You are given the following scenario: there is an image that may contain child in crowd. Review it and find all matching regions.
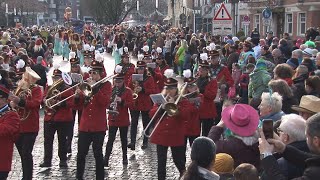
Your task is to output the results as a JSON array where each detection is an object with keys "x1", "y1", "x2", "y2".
[
  {"x1": 239, "y1": 63, "x2": 255, "y2": 104},
  {"x1": 232, "y1": 63, "x2": 242, "y2": 94},
  {"x1": 44, "y1": 43, "x2": 54, "y2": 67}
]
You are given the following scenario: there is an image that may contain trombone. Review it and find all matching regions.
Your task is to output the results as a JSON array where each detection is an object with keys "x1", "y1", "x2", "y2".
[
  {"x1": 143, "y1": 82, "x2": 188, "y2": 138},
  {"x1": 46, "y1": 74, "x2": 117, "y2": 109}
]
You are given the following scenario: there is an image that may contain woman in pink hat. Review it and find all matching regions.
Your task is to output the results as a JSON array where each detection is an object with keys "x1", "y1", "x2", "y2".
[{"x1": 208, "y1": 104, "x2": 260, "y2": 170}]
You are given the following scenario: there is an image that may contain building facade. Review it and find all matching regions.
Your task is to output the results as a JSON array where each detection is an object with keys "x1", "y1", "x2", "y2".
[{"x1": 243, "y1": 0, "x2": 320, "y2": 39}]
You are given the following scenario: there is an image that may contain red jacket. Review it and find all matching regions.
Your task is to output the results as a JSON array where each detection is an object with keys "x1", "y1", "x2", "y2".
[
  {"x1": 212, "y1": 65, "x2": 234, "y2": 87},
  {"x1": 108, "y1": 87, "x2": 134, "y2": 127},
  {"x1": 149, "y1": 99, "x2": 190, "y2": 147},
  {"x1": 0, "y1": 108, "x2": 20, "y2": 171},
  {"x1": 199, "y1": 79, "x2": 218, "y2": 119},
  {"x1": 44, "y1": 85, "x2": 75, "y2": 122},
  {"x1": 129, "y1": 75, "x2": 155, "y2": 111},
  {"x1": 78, "y1": 81, "x2": 112, "y2": 132},
  {"x1": 183, "y1": 94, "x2": 203, "y2": 136},
  {"x1": 18, "y1": 85, "x2": 43, "y2": 133},
  {"x1": 154, "y1": 65, "x2": 169, "y2": 93},
  {"x1": 116, "y1": 63, "x2": 135, "y2": 87}
]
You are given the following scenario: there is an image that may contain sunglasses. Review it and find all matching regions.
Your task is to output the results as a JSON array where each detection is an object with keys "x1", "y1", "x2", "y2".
[{"x1": 89, "y1": 70, "x2": 99, "y2": 75}]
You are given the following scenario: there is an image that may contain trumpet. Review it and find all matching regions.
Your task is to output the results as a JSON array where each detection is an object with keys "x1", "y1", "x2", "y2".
[
  {"x1": 144, "y1": 82, "x2": 188, "y2": 138},
  {"x1": 46, "y1": 74, "x2": 117, "y2": 109}
]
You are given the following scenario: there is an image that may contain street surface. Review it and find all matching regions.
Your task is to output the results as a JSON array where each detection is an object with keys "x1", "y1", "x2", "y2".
[{"x1": 8, "y1": 53, "x2": 190, "y2": 180}]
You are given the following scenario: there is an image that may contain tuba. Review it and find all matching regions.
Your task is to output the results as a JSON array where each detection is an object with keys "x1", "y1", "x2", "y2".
[{"x1": 14, "y1": 86, "x2": 32, "y2": 121}]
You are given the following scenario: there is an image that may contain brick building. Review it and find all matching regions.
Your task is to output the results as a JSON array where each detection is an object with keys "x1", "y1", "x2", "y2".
[{"x1": 242, "y1": 0, "x2": 320, "y2": 39}]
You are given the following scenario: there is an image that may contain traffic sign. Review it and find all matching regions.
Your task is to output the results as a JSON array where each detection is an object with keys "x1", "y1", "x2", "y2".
[
  {"x1": 242, "y1": 15, "x2": 250, "y2": 26},
  {"x1": 262, "y1": 18, "x2": 272, "y2": 26},
  {"x1": 213, "y1": 3, "x2": 232, "y2": 21},
  {"x1": 212, "y1": 3, "x2": 232, "y2": 35},
  {"x1": 262, "y1": 8, "x2": 272, "y2": 19}
]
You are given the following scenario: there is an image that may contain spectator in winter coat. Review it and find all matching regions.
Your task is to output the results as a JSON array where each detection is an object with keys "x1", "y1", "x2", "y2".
[
  {"x1": 268, "y1": 79, "x2": 299, "y2": 114},
  {"x1": 248, "y1": 59, "x2": 271, "y2": 108},
  {"x1": 208, "y1": 104, "x2": 261, "y2": 170},
  {"x1": 258, "y1": 92, "x2": 285, "y2": 122},
  {"x1": 259, "y1": 113, "x2": 320, "y2": 180}
]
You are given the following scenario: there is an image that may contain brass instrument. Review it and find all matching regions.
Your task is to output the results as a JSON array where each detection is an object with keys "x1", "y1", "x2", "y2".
[
  {"x1": 132, "y1": 80, "x2": 140, "y2": 100},
  {"x1": 144, "y1": 82, "x2": 188, "y2": 138},
  {"x1": 44, "y1": 78, "x2": 64, "y2": 109},
  {"x1": 47, "y1": 74, "x2": 117, "y2": 109},
  {"x1": 14, "y1": 86, "x2": 32, "y2": 121}
]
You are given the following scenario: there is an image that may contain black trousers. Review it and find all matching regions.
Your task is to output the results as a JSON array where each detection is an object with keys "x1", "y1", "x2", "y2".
[
  {"x1": 105, "y1": 126, "x2": 128, "y2": 158},
  {"x1": 200, "y1": 118, "x2": 215, "y2": 137},
  {"x1": 0, "y1": 172, "x2": 8, "y2": 180},
  {"x1": 130, "y1": 110, "x2": 150, "y2": 145},
  {"x1": 43, "y1": 121, "x2": 71, "y2": 162},
  {"x1": 77, "y1": 131, "x2": 105, "y2": 180},
  {"x1": 66, "y1": 110, "x2": 82, "y2": 153},
  {"x1": 15, "y1": 132, "x2": 38, "y2": 180},
  {"x1": 156, "y1": 145, "x2": 186, "y2": 180}
]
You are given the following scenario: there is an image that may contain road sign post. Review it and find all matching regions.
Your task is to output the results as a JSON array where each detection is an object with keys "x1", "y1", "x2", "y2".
[{"x1": 212, "y1": 3, "x2": 233, "y2": 35}]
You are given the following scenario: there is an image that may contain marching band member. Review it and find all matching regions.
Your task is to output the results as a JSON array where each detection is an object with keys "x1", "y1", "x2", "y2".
[
  {"x1": 155, "y1": 47, "x2": 169, "y2": 92},
  {"x1": 128, "y1": 60, "x2": 155, "y2": 150},
  {"x1": 149, "y1": 69, "x2": 189, "y2": 180},
  {"x1": 10, "y1": 67, "x2": 42, "y2": 180},
  {"x1": 116, "y1": 47, "x2": 135, "y2": 86},
  {"x1": 67, "y1": 52, "x2": 84, "y2": 155},
  {"x1": 0, "y1": 76, "x2": 20, "y2": 180},
  {"x1": 75, "y1": 56, "x2": 112, "y2": 180},
  {"x1": 142, "y1": 46, "x2": 163, "y2": 93},
  {"x1": 182, "y1": 69, "x2": 202, "y2": 146},
  {"x1": 196, "y1": 60, "x2": 218, "y2": 136},
  {"x1": 209, "y1": 49, "x2": 234, "y2": 121},
  {"x1": 40, "y1": 65, "x2": 75, "y2": 168},
  {"x1": 104, "y1": 66, "x2": 134, "y2": 167}
]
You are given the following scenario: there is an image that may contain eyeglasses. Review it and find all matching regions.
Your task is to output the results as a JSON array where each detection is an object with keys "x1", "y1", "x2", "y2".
[
  {"x1": 276, "y1": 128, "x2": 284, "y2": 134},
  {"x1": 89, "y1": 70, "x2": 99, "y2": 75}
]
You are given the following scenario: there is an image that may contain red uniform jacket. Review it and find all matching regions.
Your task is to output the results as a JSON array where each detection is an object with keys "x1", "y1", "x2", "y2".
[
  {"x1": 128, "y1": 75, "x2": 155, "y2": 111},
  {"x1": 116, "y1": 63, "x2": 135, "y2": 87},
  {"x1": 18, "y1": 85, "x2": 43, "y2": 133},
  {"x1": 198, "y1": 79, "x2": 218, "y2": 119},
  {"x1": 149, "y1": 99, "x2": 190, "y2": 147},
  {"x1": 77, "y1": 81, "x2": 112, "y2": 132},
  {"x1": 108, "y1": 87, "x2": 134, "y2": 127},
  {"x1": 0, "y1": 108, "x2": 20, "y2": 171},
  {"x1": 43, "y1": 85, "x2": 75, "y2": 122},
  {"x1": 183, "y1": 94, "x2": 203, "y2": 136},
  {"x1": 212, "y1": 65, "x2": 234, "y2": 87},
  {"x1": 153, "y1": 65, "x2": 169, "y2": 93}
]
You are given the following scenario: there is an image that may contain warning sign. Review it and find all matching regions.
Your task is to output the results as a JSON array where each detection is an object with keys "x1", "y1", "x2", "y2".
[{"x1": 212, "y1": 3, "x2": 233, "y2": 35}]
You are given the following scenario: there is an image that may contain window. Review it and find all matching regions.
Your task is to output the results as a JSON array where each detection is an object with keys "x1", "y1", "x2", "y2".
[
  {"x1": 286, "y1": 14, "x2": 293, "y2": 34},
  {"x1": 298, "y1": 13, "x2": 306, "y2": 35},
  {"x1": 254, "y1": 14, "x2": 260, "y2": 32}
]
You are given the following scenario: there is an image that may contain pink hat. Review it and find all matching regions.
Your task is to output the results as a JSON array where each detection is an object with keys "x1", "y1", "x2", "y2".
[{"x1": 221, "y1": 104, "x2": 259, "y2": 137}]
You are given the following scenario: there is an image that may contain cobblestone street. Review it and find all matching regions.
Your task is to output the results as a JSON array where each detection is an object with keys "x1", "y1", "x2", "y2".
[{"x1": 8, "y1": 54, "x2": 190, "y2": 180}]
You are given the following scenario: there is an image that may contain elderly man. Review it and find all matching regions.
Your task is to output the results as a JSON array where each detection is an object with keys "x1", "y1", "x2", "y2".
[
  {"x1": 292, "y1": 95, "x2": 320, "y2": 120},
  {"x1": 259, "y1": 92, "x2": 285, "y2": 122},
  {"x1": 272, "y1": 49, "x2": 287, "y2": 64},
  {"x1": 276, "y1": 114, "x2": 309, "y2": 179},
  {"x1": 287, "y1": 49, "x2": 303, "y2": 69},
  {"x1": 259, "y1": 113, "x2": 320, "y2": 179}
]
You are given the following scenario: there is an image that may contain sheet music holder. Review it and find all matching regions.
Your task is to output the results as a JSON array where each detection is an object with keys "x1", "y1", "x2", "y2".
[
  {"x1": 150, "y1": 93, "x2": 167, "y2": 105},
  {"x1": 132, "y1": 74, "x2": 144, "y2": 81}
]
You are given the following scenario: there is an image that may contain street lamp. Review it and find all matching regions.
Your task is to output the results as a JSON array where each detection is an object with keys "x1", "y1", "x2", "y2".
[{"x1": 5, "y1": 3, "x2": 8, "y2": 27}]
